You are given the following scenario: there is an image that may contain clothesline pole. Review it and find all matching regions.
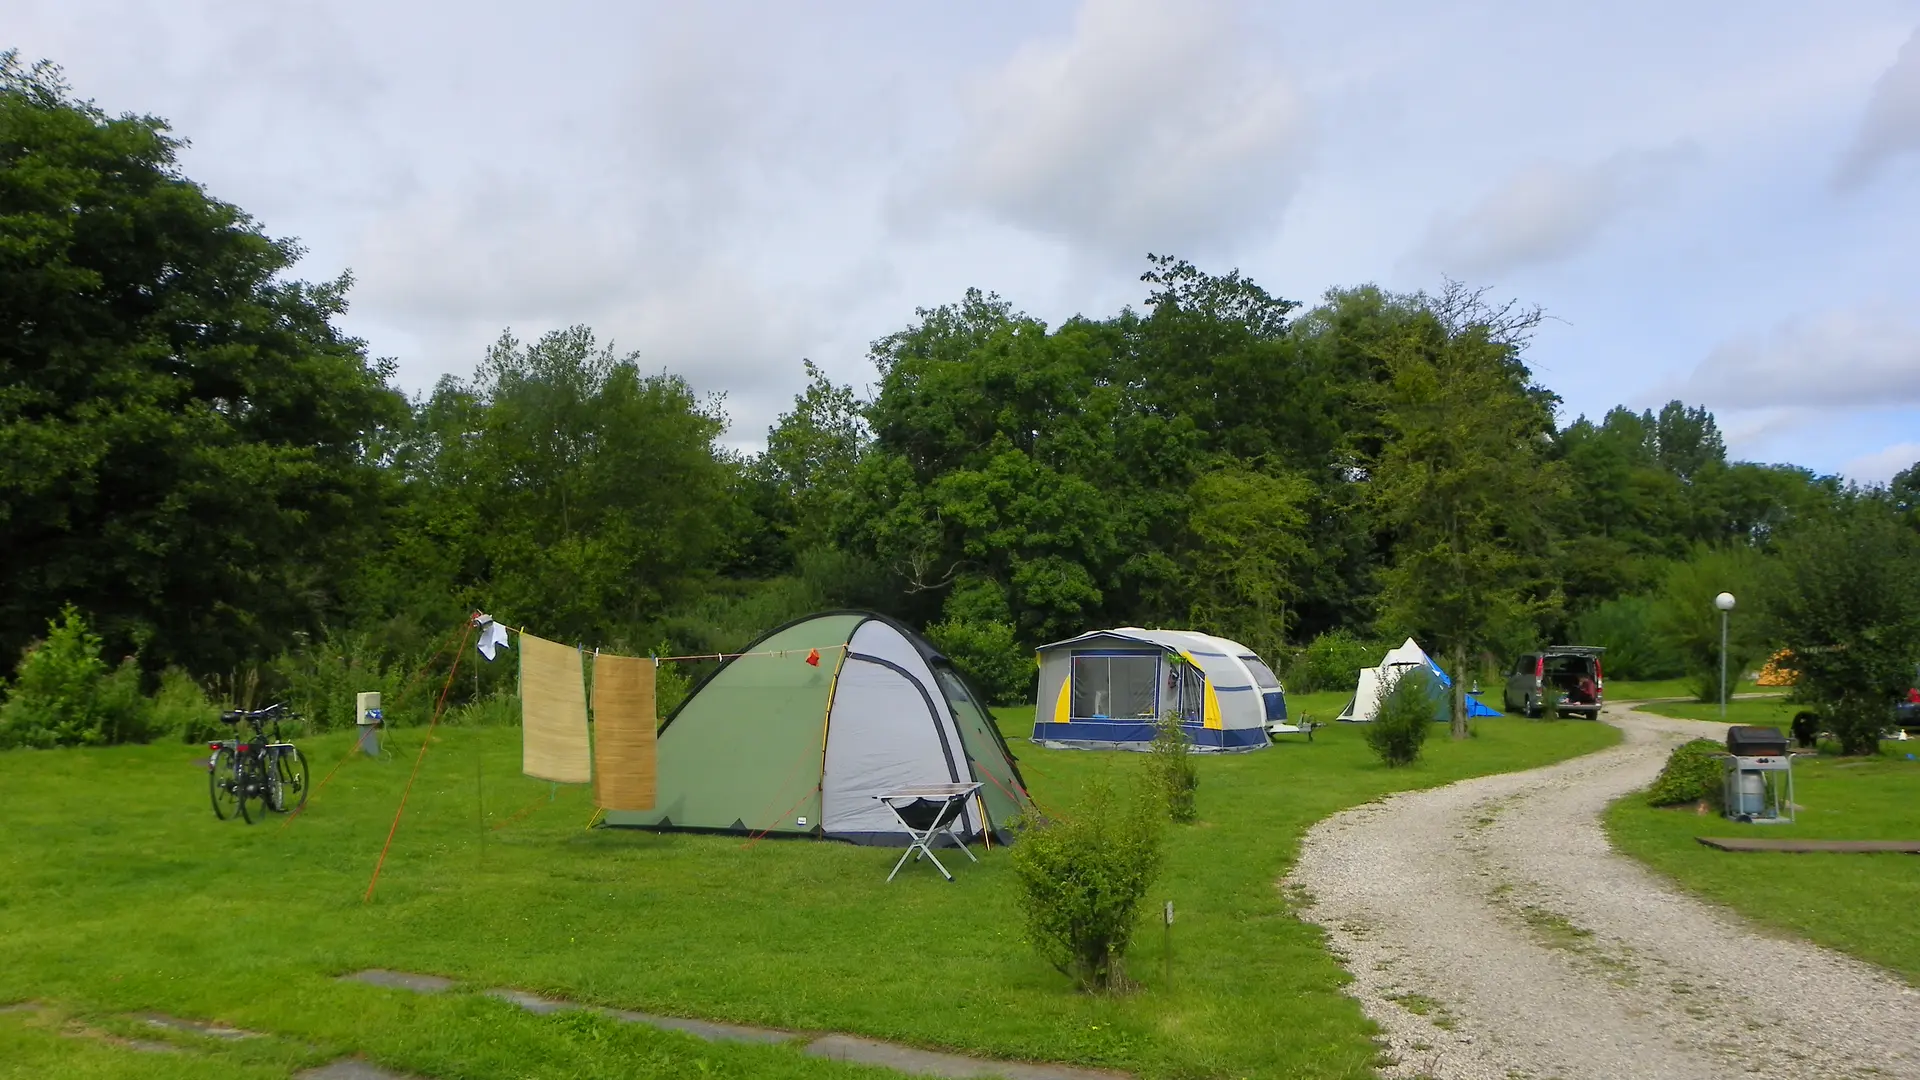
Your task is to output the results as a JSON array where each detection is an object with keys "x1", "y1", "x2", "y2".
[
  {"x1": 476, "y1": 740, "x2": 486, "y2": 871},
  {"x1": 364, "y1": 622, "x2": 474, "y2": 905}
]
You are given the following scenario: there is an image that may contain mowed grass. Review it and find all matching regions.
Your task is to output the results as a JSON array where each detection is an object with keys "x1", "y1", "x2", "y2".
[
  {"x1": 0, "y1": 709, "x2": 1617, "y2": 1080},
  {"x1": 1608, "y1": 743, "x2": 1920, "y2": 984},
  {"x1": 1605, "y1": 677, "x2": 1761, "y2": 703},
  {"x1": 1632, "y1": 695, "x2": 1798, "y2": 727}
]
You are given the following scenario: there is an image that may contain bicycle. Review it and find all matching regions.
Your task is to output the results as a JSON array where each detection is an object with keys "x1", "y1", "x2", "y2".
[{"x1": 206, "y1": 704, "x2": 309, "y2": 824}]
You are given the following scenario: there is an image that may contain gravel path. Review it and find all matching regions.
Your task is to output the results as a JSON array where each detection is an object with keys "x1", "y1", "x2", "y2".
[{"x1": 1290, "y1": 704, "x2": 1920, "y2": 1080}]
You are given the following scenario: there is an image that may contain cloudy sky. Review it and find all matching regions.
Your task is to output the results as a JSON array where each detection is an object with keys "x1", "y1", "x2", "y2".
[{"x1": 14, "y1": 1, "x2": 1920, "y2": 481}]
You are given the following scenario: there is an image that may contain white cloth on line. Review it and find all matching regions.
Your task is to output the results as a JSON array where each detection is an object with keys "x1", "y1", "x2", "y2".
[{"x1": 476, "y1": 619, "x2": 511, "y2": 661}]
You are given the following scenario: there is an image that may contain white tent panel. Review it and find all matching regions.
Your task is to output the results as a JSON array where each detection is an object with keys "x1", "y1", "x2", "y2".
[{"x1": 821, "y1": 622, "x2": 975, "y2": 839}]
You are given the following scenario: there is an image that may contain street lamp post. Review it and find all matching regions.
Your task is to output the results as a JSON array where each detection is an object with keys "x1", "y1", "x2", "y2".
[{"x1": 1716, "y1": 592, "x2": 1737, "y2": 723}]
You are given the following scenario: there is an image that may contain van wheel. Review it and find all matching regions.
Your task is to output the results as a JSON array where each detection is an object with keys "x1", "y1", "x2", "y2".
[{"x1": 1525, "y1": 696, "x2": 1540, "y2": 719}]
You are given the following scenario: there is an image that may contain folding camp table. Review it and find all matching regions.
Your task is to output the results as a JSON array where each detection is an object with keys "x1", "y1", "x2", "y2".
[{"x1": 874, "y1": 782, "x2": 982, "y2": 882}]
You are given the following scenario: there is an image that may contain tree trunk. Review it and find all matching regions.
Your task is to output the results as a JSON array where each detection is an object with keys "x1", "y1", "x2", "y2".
[{"x1": 1450, "y1": 644, "x2": 1469, "y2": 740}]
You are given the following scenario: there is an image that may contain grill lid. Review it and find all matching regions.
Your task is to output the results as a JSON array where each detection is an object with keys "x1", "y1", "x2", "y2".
[{"x1": 1726, "y1": 725, "x2": 1788, "y2": 756}]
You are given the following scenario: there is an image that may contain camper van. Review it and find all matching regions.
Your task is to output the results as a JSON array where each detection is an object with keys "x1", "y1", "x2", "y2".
[{"x1": 1505, "y1": 646, "x2": 1605, "y2": 718}]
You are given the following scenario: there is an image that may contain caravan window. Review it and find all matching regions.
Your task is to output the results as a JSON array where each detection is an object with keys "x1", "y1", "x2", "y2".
[
  {"x1": 1070, "y1": 654, "x2": 1159, "y2": 719},
  {"x1": 1240, "y1": 656, "x2": 1282, "y2": 688},
  {"x1": 1168, "y1": 661, "x2": 1203, "y2": 722}
]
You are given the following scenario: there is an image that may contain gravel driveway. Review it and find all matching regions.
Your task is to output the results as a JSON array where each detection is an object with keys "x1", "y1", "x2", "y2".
[{"x1": 1289, "y1": 704, "x2": 1920, "y2": 1080}]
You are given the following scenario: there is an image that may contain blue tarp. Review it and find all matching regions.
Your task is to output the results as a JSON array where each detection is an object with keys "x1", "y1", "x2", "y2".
[{"x1": 1420, "y1": 655, "x2": 1503, "y2": 717}]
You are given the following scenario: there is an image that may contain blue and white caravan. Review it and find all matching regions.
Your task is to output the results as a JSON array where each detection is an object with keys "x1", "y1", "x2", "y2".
[{"x1": 1031, "y1": 628, "x2": 1283, "y2": 752}]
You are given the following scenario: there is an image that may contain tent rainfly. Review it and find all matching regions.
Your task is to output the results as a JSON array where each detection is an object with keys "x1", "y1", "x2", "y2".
[
  {"x1": 1030, "y1": 628, "x2": 1283, "y2": 752},
  {"x1": 1336, "y1": 638, "x2": 1502, "y2": 722},
  {"x1": 602, "y1": 611, "x2": 1032, "y2": 846}
]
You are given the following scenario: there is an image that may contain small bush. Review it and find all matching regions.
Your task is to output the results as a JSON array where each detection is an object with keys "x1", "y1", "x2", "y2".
[
  {"x1": 924, "y1": 617, "x2": 1031, "y2": 705},
  {"x1": 925, "y1": 578, "x2": 1032, "y2": 706},
  {"x1": 1646, "y1": 739, "x2": 1725, "y2": 807},
  {"x1": 1146, "y1": 712, "x2": 1199, "y2": 823},
  {"x1": 1820, "y1": 694, "x2": 1892, "y2": 758},
  {"x1": 448, "y1": 692, "x2": 521, "y2": 727},
  {"x1": 1008, "y1": 777, "x2": 1165, "y2": 992},
  {"x1": 1365, "y1": 668, "x2": 1437, "y2": 767},
  {"x1": 1571, "y1": 595, "x2": 1686, "y2": 681},
  {"x1": 152, "y1": 668, "x2": 221, "y2": 744},
  {"x1": 1287, "y1": 630, "x2": 1382, "y2": 694},
  {"x1": 649, "y1": 641, "x2": 695, "y2": 718},
  {"x1": 273, "y1": 628, "x2": 433, "y2": 731},
  {"x1": 0, "y1": 606, "x2": 151, "y2": 748}
]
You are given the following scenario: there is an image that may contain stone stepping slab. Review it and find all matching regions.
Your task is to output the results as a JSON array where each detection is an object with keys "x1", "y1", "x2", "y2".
[
  {"x1": 298, "y1": 1061, "x2": 423, "y2": 1080},
  {"x1": 340, "y1": 970, "x2": 1129, "y2": 1080},
  {"x1": 1696, "y1": 836, "x2": 1920, "y2": 853},
  {"x1": 134, "y1": 1011, "x2": 263, "y2": 1041}
]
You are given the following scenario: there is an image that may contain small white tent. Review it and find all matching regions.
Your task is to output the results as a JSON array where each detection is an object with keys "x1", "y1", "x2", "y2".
[{"x1": 1336, "y1": 638, "x2": 1500, "y2": 722}]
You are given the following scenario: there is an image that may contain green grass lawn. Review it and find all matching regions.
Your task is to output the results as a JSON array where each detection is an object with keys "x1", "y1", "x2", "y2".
[
  {"x1": 1603, "y1": 677, "x2": 1762, "y2": 703},
  {"x1": 1631, "y1": 696, "x2": 1798, "y2": 727},
  {"x1": 1608, "y1": 747, "x2": 1920, "y2": 984},
  {"x1": 0, "y1": 710, "x2": 1618, "y2": 1080},
  {"x1": 1278, "y1": 689, "x2": 1351, "y2": 725}
]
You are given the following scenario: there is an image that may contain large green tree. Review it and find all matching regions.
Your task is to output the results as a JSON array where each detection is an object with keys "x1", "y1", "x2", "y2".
[
  {"x1": 1181, "y1": 465, "x2": 1314, "y2": 661},
  {"x1": 0, "y1": 54, "x2": 405, "y2": 673},
  {"x1": 1766, "y1": 497, "x2": 1920, "y2": 754},
  {"x1": 1368, "y1": 284, "x2": 1566, "y2": 737},
  {"x1": 362, "y1": 327, "x2": 735, "y2": 645}
]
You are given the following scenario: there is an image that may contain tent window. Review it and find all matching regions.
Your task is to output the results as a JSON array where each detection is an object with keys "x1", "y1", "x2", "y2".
[
  {"x1": 1070, "y1": 654, "x2": 1159, "y2": 719},
  {"x1": 1240, "y1": 656, "x2": 1282, "y2": 688},
  {"x1": 1170, "y1": 662, "x2": 1202, "y2": 722}
]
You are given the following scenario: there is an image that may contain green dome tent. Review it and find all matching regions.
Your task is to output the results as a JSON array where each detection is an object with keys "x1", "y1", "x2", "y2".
[{"x1": 602, "y1": 611, "x2": 1033, "y2": 846}]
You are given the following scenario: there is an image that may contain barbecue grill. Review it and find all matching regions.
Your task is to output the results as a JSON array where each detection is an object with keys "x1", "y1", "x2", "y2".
[{"x1": 1722, "y1": 725, "x2": 1794, "y2": 824}]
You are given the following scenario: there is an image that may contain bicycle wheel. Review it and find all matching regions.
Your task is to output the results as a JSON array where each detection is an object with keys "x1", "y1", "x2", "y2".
[
  {"x1": 209, "y1": 747, "x2": 239, "y2": 820},
  {"x1": 237, "y1": 754, "x2": 267, "y2": 825},
  {"x1": 270, "y1": 747, "x2": 308, "y2": 812}
]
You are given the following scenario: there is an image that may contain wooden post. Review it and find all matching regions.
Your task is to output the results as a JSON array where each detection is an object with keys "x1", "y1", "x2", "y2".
[
  {"x1": 1163, "y1": 900, "x2": 1174, "y2": 990},
  {"x1": 476, "y1": 742, "x2": 486, "y2": 870}
]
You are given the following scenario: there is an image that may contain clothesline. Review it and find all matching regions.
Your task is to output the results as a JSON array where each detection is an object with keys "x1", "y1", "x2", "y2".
[
  {"x1": 650, "y1": 644, "x2": 850, "y2": 664},
  {"x1": 469, "y1": 612, "x2": 849, "y2": 666}
]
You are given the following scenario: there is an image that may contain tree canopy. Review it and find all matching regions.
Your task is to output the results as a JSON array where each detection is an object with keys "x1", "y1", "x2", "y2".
[
  {"x1": 0, "y1": 52, "x2": 404, "y2": 674},
  {"x1": 5, "y1": 54, "x2": 1913, "y2": 738}
]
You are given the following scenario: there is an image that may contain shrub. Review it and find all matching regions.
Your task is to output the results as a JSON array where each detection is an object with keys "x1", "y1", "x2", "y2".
[
  {"x1": 0, "y1": 606, "x2": 152, "y2": 748},
  {"x1": 1571, "y1": 594, "x2": 1685, "y2": 681},
  {"x1": 1287, "y1": 630, "x2": 1381, "y2": 694},
  {"x1": 1766, "y1": 500, "x2": 1920, "y2": 754},
  {"x1": 1365, "y1": 668, "x2": 1437, "y2": 767},
  {"x1": 1146, "y1": 712, "x2": 1199, "y2": 823},
  {"x1": 1008, "y1": 777, "x2": 1164, "y2": 992},
  {"x1": 1646, "y1": 738, "x2": 1725, "y2": 807},
  {"x1": 448, "y1": 692, "x2": 521, "y2": 727},
  {"x1": 272, "y1": 628, "x2": 433, "y2": 731},
  {"x1": 1648, "y1": 547, "x2": 1768, "y2": 703},
  {"x1": 924, "y1": 618, "x2": 1031, "y2": 706},
  {"x1": 152, "y1": 668, "x2": 222, "y2": 743},
  {"x1": 925, "y1": 577, "x2": 1032, "y2": 706}
]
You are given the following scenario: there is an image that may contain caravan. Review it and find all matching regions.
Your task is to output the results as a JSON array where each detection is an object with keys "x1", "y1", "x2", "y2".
[{"x1": 1031, "y1": 628, "x2": 1282, "y2": 752}]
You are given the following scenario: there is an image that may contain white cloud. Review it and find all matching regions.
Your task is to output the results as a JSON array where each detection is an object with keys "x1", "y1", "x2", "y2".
[
  {"x1": 1843, "y1": 441, "x2": 1920, "y2": 485},
  {"x1": 1679, "y1": 307, "x2": 1920, "y2": 410},
  {"x1": 1835, "y1": 24, "x2": 1920, "y2": 189},
  {"x1": 1412, "y1": 147, "x2": 1690, "y2": 277},
  {"x1": 916, "y1": 0, "x2": 1310, "y2": 258}
]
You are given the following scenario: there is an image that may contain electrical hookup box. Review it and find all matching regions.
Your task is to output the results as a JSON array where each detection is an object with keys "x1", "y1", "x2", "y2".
[{"x1": 356, "y1": 691, "x2": 383, "y2": 755}]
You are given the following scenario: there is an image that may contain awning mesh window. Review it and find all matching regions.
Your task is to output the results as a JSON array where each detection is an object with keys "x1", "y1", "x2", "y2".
[{"x1": 1070, "y1": 654, "x2": 1159, "y2": 719}]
